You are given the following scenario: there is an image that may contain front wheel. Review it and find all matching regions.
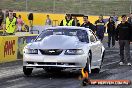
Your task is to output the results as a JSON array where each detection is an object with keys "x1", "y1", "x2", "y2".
[
  {"x1": 86, "y1": 52, "x2": 92, "y2": 74},
  {"x1": 100, "y1": 51, "x2": 105, "y2": 69},
  {"x1": 23, "y1": 66, "x2": 33, "y2": 76}
]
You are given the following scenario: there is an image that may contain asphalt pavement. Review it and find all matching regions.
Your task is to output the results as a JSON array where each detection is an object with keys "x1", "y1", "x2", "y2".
[{"x1": 0, "y1": 37, "x2": 132, "y2": 88}]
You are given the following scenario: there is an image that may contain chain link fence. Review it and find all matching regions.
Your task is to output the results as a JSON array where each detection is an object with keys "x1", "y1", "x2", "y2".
[{"x1": 0, "y1": 0, "x2": 131, "y2": 16}]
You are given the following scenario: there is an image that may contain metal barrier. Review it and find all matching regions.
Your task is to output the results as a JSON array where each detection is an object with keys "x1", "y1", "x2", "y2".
[
  {"x1": 29, "y1": 25, "x2": 52, "y2": 34},
  {"x1": 52, "y1": 20, "x2": 59, "y2": 26},
  {"x1": 30, "y1": 28, "x2": 39, "y2": 34}
]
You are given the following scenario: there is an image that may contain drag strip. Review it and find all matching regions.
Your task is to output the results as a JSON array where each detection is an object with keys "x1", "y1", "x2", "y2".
[{"x1": 0, "y1": 48, "x2": 132, "y2": 88}]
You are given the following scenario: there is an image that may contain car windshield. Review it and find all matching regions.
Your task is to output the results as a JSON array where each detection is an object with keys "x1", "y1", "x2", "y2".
[{"x1": 35, "y1": 29, "x2": 89, "y2": 43}]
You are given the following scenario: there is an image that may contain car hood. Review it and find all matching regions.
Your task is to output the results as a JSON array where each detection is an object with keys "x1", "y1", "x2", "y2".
[{"x1": 27, "y1": 35, "x2": 85, "y2": 49}]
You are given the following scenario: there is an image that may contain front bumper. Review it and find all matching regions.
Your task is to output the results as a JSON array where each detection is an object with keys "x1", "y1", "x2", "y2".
[{"x1": 23, "y1": 54, "x2": 87, "y2": 68}]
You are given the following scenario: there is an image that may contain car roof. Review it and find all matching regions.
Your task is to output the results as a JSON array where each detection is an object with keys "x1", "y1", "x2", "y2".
[{"x1": 46, "y1": 26, "x2": 91, "y2": 31}]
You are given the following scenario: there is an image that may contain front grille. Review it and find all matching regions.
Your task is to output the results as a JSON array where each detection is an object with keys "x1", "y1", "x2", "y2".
[
  {"x1": 39, "y1": 49, "x2": 63, "y2": 55},
  {"x1": 37, "y1": 62, "x2": 56, "y2": 65},
  {"x1": 27, "y1": 62, "x2": 34, "y2": 64}
]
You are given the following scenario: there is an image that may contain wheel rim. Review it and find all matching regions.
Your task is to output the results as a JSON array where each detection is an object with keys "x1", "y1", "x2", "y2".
[{"x1": 88, "y1": 61, "x2": 91, "y2": 73}]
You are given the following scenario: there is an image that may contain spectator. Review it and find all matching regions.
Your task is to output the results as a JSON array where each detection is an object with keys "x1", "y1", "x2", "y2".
[
  {"x1": 2, "y1": 10, "x2": 8, "y2": 35},
  {"x1": 13, "y1": 12, "x2": 17, "y2": 18},
  {"x1": 115, "y1": 16, "x2": 121, "y2": 28},
  {"x1": 45, "y1": 15, "x2": 52, "y2": 25},
  {"x1": 5, "y1": 10, "x2": 9, "y2": 18},
  {"x1": 60, "y1": 14, "x2": 75, "y2": 26},
  {"x1": 0, "y1": 9, "x2": 4, "y2": 29},
  {"x1": 4, "y1": 11, "x2": 17, "y2": 35},
  {"x1": 17, "y1": 15, "x2": 24, "y2": 32},
  {"x1": 72, "y1": 16, "x2": 80, "y2": 26},
  {"x1": 115, "y1": 15, "x2": 131, "y2": 66},
  {"x1": 28, "y1": 12, "x2": 33, "y2": 27},
  {"x1": 112, "y1": 12, "x2": 118, "y2": 22},
  {"x1": 128, "y1": 13, "x2": 132, "y2": 25},
  {"x1": 107, "y1": 16, "x2": 116, "y2": 48},
  {"x1": 81, "y1": 16, "x2": 95, "y2": 32},
  {"x1": 95, "y1": 15, "x2": 105, "y2": 41},
  {"x1": 28, "y1": 13, "x2": 33, "y2": 33}
]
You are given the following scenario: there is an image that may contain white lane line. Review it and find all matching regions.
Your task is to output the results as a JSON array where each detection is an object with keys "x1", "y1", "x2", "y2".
[
  {"x1": 0, "y1": 66, "x2": 22, "y2": 70},
  {"x1": 6, "y1": 77, "x2": 24, "y2": 83},
  {"x1": 0, "y1": 68, "x2": 22, "y2": 79},
  {"x1": 101, "y1": 61, "x2": 120, "y2": 72},
  {"x1": 105, "y1": 50, "x2": 119, "y2": 51},
  {"x1": 104, "y1": 54, "x2": 118, "y2": 58},
  {"x1": 100, "y1": 69, "x2": 110, "y2": 73},
  {"x1": 102, "y1": 60, "x2": 119, "y2": 67},
  {"x1": 6, "y1": 83, "x2": 32, "y2": 88},
  {"x1": 105, "y1": 50, "x2": 132, "y2": 52}
]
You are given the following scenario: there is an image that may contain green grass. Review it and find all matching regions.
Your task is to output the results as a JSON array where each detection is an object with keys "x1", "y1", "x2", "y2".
[{"x1": 0, "y1": 0, "x2": 131, "y2": 15}]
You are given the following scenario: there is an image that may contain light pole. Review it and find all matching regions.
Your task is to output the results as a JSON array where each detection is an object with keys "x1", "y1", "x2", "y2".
[
  {"x1": 26, "y1": 0, "x2": 28, "y2": 11},
  {"x1": 130, "y1": 0, "x2": 132, "y2": 13},
  {"x1": 79, "y1": 0, "x2": 81, "y2": 14},
  {"x1": 53, "y1": 0, "x2": 55, "y2": 13}
]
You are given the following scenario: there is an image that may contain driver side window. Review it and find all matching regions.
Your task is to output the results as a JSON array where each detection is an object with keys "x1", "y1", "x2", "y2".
[
  {"x1": 90, "y1": 35, "x2": 96, "y2": 42},
  {"x1": 89, "y1": 30, "x2": 97, "y2": 42}
]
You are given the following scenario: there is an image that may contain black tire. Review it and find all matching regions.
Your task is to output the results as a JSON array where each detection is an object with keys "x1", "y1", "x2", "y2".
[
  {"x1": 23, "y1": 66, "x2": 33, "y2": 76},
  {"x1": 101, "y1": 51, "x2": 105, "y2": 66},
  {"x1": 86, "y1": 52, "x2": 92, "y2": 74},
  {"x1": 82, "y1": 78, "x2": 88, "y2": 86},
  {"x1": 100, "y1": 51, "x2": 105, "y2": 69},
  {"x1": 92, "y1": 68, "x2": 100, "y2": 73}
]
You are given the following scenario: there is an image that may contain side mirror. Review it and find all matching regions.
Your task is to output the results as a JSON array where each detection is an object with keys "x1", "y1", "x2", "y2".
[{"x1": 31, "y1": 39, "x2": 34, "y2": 43}]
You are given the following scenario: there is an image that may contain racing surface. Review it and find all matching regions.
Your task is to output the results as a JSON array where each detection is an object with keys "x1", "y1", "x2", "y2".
[{"x1": 0, "y1": 38, "x2": 132, "y2": 88}]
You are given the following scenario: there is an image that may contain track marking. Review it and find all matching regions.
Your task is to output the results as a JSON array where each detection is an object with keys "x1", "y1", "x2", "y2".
[
  {"x1": 6, "y1": 77, "x2": 24, "y2": 83},
  {"x1": 103, "y1": 60, "x2": 119, "y2": 67}
]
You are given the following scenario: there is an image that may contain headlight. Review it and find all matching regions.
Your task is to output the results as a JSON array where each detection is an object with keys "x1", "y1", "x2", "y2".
[
  {"x1": 24, "y1": 48, "x2": 38, "y2": 54},
  {"x1": 64, "y1": 49, "x2": 84, "y2": 55}
]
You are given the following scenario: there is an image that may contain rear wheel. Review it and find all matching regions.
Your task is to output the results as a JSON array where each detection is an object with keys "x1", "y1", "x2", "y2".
[{"x1": 23, "y1": 66, "x2": 33, "y2": 76}]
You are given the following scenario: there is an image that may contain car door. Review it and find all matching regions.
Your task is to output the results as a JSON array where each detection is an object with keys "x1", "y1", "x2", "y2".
[{"x1": 88, "y1": 30, "x2": 102, "y2": 66}]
